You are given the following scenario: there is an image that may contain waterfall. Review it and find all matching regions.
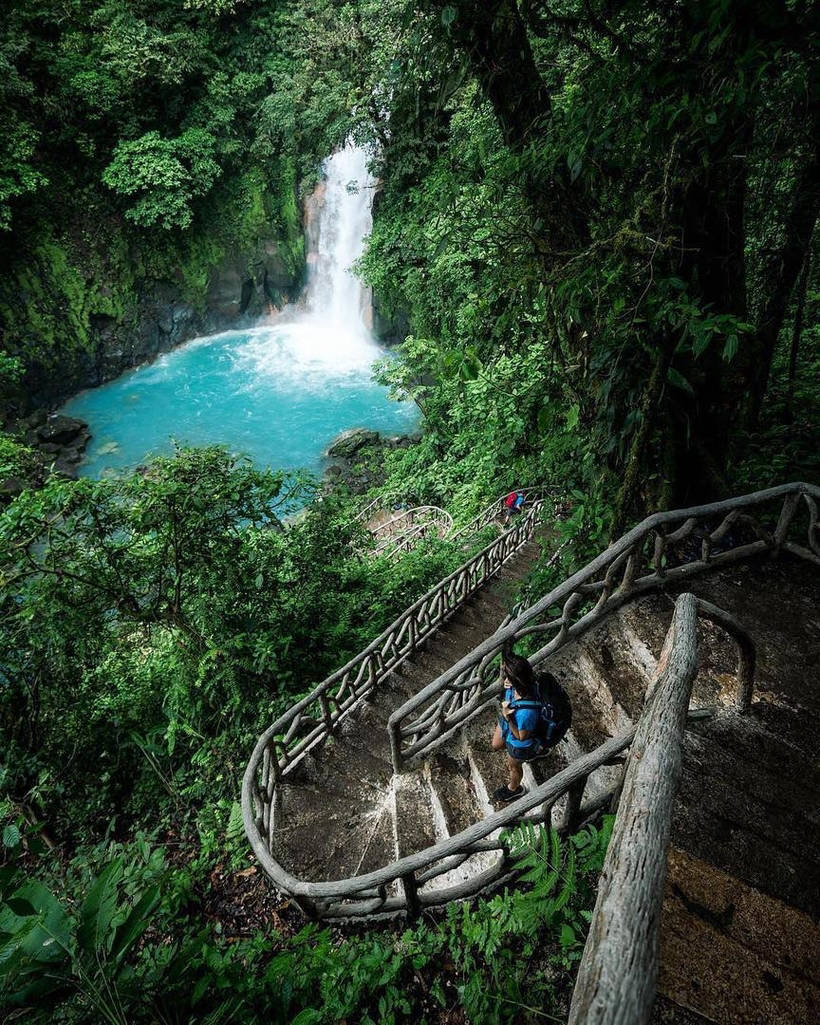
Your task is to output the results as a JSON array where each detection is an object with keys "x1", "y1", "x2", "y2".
[
  {"x1": 306, "y1": 143, "x2": 375, "y2": 331},
  {"x1": 232, "y1": 141, "x2": 380, "y2": 383},
  {"x1": 59, "y1": 139, "x2": 419, "y2": 480}
]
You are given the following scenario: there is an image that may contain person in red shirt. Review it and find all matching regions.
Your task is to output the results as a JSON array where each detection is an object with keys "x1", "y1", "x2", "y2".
[{"x1": 502, "y1": 487, "x2": 525, "y2": 524}]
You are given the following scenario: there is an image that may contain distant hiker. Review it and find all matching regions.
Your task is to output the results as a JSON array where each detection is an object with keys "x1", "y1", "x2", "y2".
[
  {"x1": 503, "y1": 487, "x2": 526, "y2": 524},
  {"x1": 490, "y1": 645, "x2": 572, "y2": 804}
]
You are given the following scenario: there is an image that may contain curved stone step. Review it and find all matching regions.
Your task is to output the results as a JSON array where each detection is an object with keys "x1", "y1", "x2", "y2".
[
  {"x1": 395, "y1": 772, "x2": 439, "y2": 858},
  {"x1": 271, "y1": 781, "x2": 393, "y2": 882},
  {"x1": 428, "y1": 743, "x2": 487, "y2": 837}
]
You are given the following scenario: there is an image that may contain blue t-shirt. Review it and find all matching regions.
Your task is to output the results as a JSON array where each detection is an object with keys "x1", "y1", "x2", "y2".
[{"x1": 500, "y1": 686, "x2": 540, "y2": 752}]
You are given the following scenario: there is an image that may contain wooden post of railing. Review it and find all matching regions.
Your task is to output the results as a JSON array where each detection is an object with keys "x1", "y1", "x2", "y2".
[
  {"x1": 401, "y1": 871, "x2": 420, "y2": 919},
  {"x1": 319, "y1": 692, "x2": 332, "y2": 732},
  {"x1": 558, "y1": 777, "x2": 586, "y2": 834},
  {"x1": 568, "y1": 593, "x2": 699, "y2": 1025},
  {"x1": 773, "y1": 490, "x2": 801, "y2": 553}
]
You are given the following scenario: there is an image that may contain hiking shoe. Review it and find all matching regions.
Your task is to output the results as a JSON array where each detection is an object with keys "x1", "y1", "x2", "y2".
[{"x1": 493, "y1": 785, "x2": 526, "y2": 804}]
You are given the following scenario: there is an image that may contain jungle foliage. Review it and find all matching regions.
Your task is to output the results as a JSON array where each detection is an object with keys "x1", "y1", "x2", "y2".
[
  {"x1": 0, "y1": 0, "x2": 357, "y2": 397},
  {"x1": 1, "y1": 816, "x2": 612, "y2": 1024},
  {"x1": 2, "y1": 1, "x2": 819, "y2": 1022},
  {"x1": 341, "y1": 0, "x2": 819, "y2": 530}
]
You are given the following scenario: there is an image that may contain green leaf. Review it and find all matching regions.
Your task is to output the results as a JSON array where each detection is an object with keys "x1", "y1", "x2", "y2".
[
  {"x1": 560, "y1": 924, "x2": 577, "y2": 948},
  {"x1": 667, "y1": 367, "x2": 695, "y2": 395},
  {"x1": 226, "y1": 801, "x2": 244, "y2": 842},
  {"x1": 78, "y1": 858, "x2": 124, "y2": 955},
  {"x1": 2, "y1": 825, "x2": 20, "y2": 849},
  {"x1": 722, "y1": 333, "x2": 739, "y2": 361},
  {"x1": 109, "y1": 886, "x2": 160, "y2": 965},
  {"x1": 4, "y1": 897, "x2": 36, "y2": 919},
  {"x1": 441, "y1": 5, "x2": 457, "y2": 28},
  {"x1": 0, "y1": 881, "x2": 73, "y2": 963}
]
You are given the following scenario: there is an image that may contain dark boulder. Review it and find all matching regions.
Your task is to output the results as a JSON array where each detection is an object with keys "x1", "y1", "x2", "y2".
[
  {"x1": 36, "y1": 415, "x2": 88, "y2": 446},
  {"x1": 326, "y1": 428, "x2": 381, "y2": 460}
]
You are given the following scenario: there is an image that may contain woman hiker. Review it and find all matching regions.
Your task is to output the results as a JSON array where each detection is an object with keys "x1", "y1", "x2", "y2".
[{"x1": 490, "y1": 645, "x2": 571, "y2": 803}]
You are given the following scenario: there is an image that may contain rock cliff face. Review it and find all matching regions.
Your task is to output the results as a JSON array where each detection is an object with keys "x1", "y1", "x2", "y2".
[{"x1": 16, "y1": 233, "x2": 304, "y2": 413}]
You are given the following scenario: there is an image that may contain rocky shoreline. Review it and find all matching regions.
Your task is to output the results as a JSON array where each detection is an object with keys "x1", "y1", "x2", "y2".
[{"x1": 324, "y1": 427, "x2": 416, "y2": 495}]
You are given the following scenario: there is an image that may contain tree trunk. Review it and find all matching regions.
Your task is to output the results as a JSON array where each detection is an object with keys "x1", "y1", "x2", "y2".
[
  {"x1": 666, "y1": 111, "x2": 751, "y2": 504},
  {"x1": 745, "y1": 148, "x2": 820, "y2": 429},
  {"x1": 784, "y1": 241, "x2": 812, "y2": 425},
  {"x1": 442, "y1": 0, "x2": 588, "y2": 248},
  {"x1": 612, "y1": 337, "x2": 676, "y2": 536}
]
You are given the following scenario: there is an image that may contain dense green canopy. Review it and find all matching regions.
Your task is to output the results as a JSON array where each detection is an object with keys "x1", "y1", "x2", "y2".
[{"x1": 0, "y1": 2, "x2": 818, "y2": 1022}]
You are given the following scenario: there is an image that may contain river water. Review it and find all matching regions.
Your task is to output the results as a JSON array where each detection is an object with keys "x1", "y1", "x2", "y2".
[{"x1": 61, "y1": 145, "x2": 416, "y2": 478}]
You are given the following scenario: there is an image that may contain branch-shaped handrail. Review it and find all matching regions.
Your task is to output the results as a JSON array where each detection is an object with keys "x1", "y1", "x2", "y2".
[
  {"x1": 243, "y1": 481, "x2": 815, "y2": 920},
  {"x1": 242, "y1": 501, "x2": 545, "y2": 866},
  {"x1": 243, "y1": 587, "x2": 749, "y2": 920},
  {"x1": 371, "y1": 505, "x2": 451, "y2": 542},
  {"x1": 388, "y1": 482, "x2": 819, "y2": 772},
  {"x1": 372, "y1": 506, "x2": 454, "y2": 559},
  {"x1": 449, "y1": 485, "x2": 559, "y2": 540},
  {"x1": 568, "y1": 591, "x2": 715, "y2": 1024}
]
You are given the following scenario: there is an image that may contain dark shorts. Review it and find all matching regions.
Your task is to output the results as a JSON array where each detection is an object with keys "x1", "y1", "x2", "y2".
[
  {"x1": 499, "y1": 718, "x2": 542, "y2": 762},
  {"x1": 505, "y1": 740, "x2": 542, "y2": 762}
]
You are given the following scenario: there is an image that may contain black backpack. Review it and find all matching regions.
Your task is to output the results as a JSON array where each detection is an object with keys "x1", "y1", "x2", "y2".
[{"x1": 512, "y1": 675, "x2": 572, "y2": 748}]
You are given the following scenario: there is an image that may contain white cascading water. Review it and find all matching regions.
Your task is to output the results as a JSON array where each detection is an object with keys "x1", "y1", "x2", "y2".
[
  {"x1": 60, "y1": 140, "x2": 417, "y2": 479},
  {"x1": 235, "y1": 141, "x2": 381, "y2": 385},
  {"x1": 308, "y1": 143, "x2": 374, "y2": 329}
]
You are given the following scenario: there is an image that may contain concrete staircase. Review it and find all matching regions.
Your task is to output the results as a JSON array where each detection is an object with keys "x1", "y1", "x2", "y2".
[
  {"x1": 267, "y1": 553, "x2": 820, "y2": 1023},
  {"x1": 269, "y1": 538, "x2": 542, "y2": 885}
]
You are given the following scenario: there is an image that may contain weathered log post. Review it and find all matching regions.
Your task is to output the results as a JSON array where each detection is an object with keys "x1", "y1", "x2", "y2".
[
  {"x1": 401, "y1": 871, "x2": 420, "y2": 919},
  {"x1": 558, "y1": 777, "x2": 587, "y2": 834},
  {"x1": 567, "y1": 592, "x2": 699, "y2": 1025}
]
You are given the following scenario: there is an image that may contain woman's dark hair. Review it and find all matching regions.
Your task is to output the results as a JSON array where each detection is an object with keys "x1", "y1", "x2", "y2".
[{"x1": 501, "y1": 643, "x2": 537, "y2": 698}]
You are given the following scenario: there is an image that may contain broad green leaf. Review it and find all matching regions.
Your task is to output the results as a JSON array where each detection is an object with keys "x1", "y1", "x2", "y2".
[
  {"x1": 722, "y1": 333, "x2": 739, "y2": 361},
  {"x1": 110, "y1": 886, "x2": 160, "y2": 965},
  {"x1": 2, "y1": 825, "x2": 20, "y2": 849},
  {"x1": 78, "y1": 858, "x2": 124, "y2": 955},
  {"x1": 667, "y1": 367, "x2": 695, "y2": 394}
]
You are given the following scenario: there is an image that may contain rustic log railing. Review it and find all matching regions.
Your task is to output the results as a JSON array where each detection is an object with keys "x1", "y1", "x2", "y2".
[
  {"x1": 242, "y1": 482, "x2": 816, "y2": 921},
  {"x1": 352, "y1": 496, "x2": 384, "y2": 522},
  {"x1": 241, "y1": 587, "x2": 749, "y2": 921},
  {"x1": 449, "y1": 485, "x2": 559, "y2": 540},
  {"x1": 567, "y1": 593, "x2": 699, "y2": 1024},
  {"x1": 372, "y1": 505, "x2": 454, "y2": 558},
  {"x1": 388, "y1": 481, "x2": 819, "y2": 771},
  {"x1": 568, "y1": 587, "x2": 755, "y2": 1024},
  {"x1": 242, "y1": 500, "x2": 544, "y2": 850}
]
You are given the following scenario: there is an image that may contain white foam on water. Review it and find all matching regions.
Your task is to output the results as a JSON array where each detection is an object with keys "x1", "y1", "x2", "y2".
[{"x1": 229, "y1": 319, "x2": 383, "y2": 394}]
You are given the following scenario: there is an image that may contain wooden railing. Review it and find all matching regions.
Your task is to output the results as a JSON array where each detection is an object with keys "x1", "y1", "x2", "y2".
[
  {"x1": 565, "y1": 585, "x2": 759, "y2": 1024},
  {"x1": 372, "y1": 505, "x2": 454, "y2": 559},
  {"x1": 567, "y1": 592, "x2": 699, "y2": 1024},
  {"x1": 388, "y1": 481, "x2": 819, "y2": 771},
  {"x1": 241, "y1": 587, "x2": 750, "y2": 921},
  {"x1": 449, "y1": 485, "x2": 559, "y2": 540},
  {"x1": 242, "y1": 501, "x2": 545, "y2": 877},
  {"x1": 242, "y1": 482, "x2": 816, "y2": 921}
]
